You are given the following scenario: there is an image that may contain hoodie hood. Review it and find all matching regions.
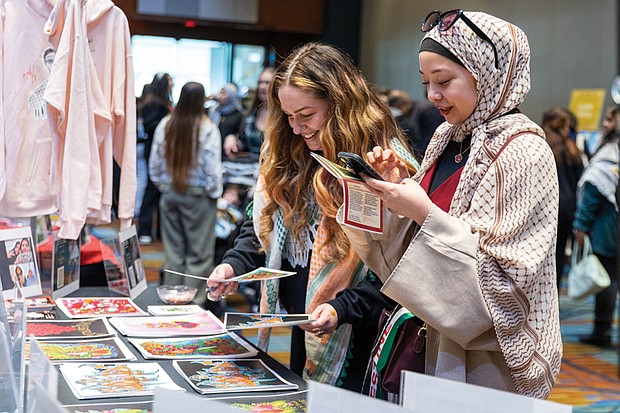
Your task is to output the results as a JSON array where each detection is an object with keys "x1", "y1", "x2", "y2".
[{"x1": 86, "y1": 0, "x2": 114, "y2": 25}]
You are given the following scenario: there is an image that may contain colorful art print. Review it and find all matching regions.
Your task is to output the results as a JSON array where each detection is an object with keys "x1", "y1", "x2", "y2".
[
  {"x1": 56, "y1": 297, "x2": 147, "y2": 318},
  {"x1": 25, "y1": 318, "x2": 114, "y2": 340},
  {"x1": 127, "y1": 333, "x2": 257, "y2": 360},
  {"x1": 0, "y1": 227, "x2": 43, "y2": 299},
  {"x1": 224, "y1": 313, "x2": 312, "y2": 330},
  {"x1": 63, "y1": 400, "x2": 153, "y2": 413},
  {"x1": 222, "y1": 267, "x2": 296, "y2": 283},
  {"x1": 59, "y1": 362, "x2": 183, "y2": 399},
  {"x1": 147, "y1": 304, "x2": 204, "y2": 316},
  {"x1": 212, "y1": 390, "x2": 308, "y2": 413},
  {"x1": 5, "y1": 294, "x2": 55, "y2": 311},
  {"x1": 173, "y1": 359, "x2": 298, "y2": 394},
  {"x1": 27, "y1": 337, "x2": 136, "y2": 363},
  {"x1": 109, "y1": 311, "x2": 225, "y2": 337}
]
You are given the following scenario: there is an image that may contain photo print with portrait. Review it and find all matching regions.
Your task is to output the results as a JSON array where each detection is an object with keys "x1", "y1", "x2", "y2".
[{"x1": 0, "y1": 227, "x2": 42, "y2": 298}]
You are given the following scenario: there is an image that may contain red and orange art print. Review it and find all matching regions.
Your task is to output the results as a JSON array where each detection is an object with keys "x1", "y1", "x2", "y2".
[
  {"x1": 25, "y1": 318, "x2": 114, "y2": 340},
  {"x1": 56, "y1": 297, "x2": 147, "y2": 319},
  {"x1": 128, "y1": 333, "x2": 257, "y2": 359}
]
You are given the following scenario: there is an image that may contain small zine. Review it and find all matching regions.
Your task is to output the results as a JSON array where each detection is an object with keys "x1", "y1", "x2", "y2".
[
  {"x1": 311, "y1": 152, "x2": 384, "y2": 234},
  {"x1": 224, "y1": 312, "x2": 314, "y2": 330},
  {"x1": 217, "y1": 267, "x2": 296, "y2": 283}
]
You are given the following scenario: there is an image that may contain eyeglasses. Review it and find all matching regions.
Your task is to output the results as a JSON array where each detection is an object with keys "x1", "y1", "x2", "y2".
[{"x1": 421, "y1": 9, "x2": 498, "y2": 70}]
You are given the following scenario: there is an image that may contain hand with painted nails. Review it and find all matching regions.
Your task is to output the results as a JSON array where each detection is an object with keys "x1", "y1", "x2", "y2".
[{"x1": 206, "y1": 263, "x2": 239, "y2": 301}]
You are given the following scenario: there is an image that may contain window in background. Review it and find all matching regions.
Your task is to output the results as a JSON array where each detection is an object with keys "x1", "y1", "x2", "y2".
[{"x1": 132, "y1": 35, "x2": 266, "y2": 106}]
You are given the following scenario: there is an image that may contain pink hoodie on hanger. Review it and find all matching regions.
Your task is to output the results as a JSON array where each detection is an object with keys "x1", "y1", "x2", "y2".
[
  {"x1": 0, "y1": 0, "x2": 58, "y2": 217},
  {"x1": 85, "y1": 0, "x2": 136, "y2": 230},
  {"x1": 44, "y1": 0, "x2": 110, "y2": 239}
]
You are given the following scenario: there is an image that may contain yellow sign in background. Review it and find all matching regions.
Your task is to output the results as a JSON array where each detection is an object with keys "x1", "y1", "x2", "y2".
[{"x1": 569, "y1": 89, "x2": 606, "y2": 131}]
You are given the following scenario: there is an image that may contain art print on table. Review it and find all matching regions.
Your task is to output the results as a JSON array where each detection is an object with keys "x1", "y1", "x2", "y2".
[
  {"x1": 147, "y1": 304, "x2": 204, "y2": 316},
  {"x1": 25, "y1": 318, "x2": 115, "y2": 340},
  {"x1": 173, "y1": 359, "x2": 298, "y2": 394},
  {"x1": 51, "y1": 231, "x2": 81, "y2": 299},
  {"x1": 224, "y1": 312, "x2": 313, "y2": 330},
  {"x1": 220, "y1": 267, "x2": 296, "y2": 283},
  {"x1": 26, "y1": 337, "x2": 136, "y2": 363},
  {"x1": 59, "y1": 362, "x2": 184, "y2": 399},
  {"x1": 5, "y1": 295, "x2": 55, "y2": 312},
  {"x1": 213, "y1": 391, "x2": 308, "y2": 413},
  {"x1": 118, "y1": 225, "x2": 147, "y2": 300},
  {"x1": 63, "y1": 400, "x2": 153, "y2": 413},
  {"x1": 127, "y1": 333, "x2": 258, "y2": 360},
  {"x1": 109, "y1": 311, "x2": 225, "y2": 337},
  {"x1": 56, "y1": 297, "x2": 147, "y2": 319},
  {"x1": 0, "y1": 227, "x2": 42, "y2": 299}
]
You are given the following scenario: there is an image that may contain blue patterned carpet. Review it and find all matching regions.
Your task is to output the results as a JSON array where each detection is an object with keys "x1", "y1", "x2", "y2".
[{"x1": 549, "y1": 292, "x2": 620, "y2": 412}]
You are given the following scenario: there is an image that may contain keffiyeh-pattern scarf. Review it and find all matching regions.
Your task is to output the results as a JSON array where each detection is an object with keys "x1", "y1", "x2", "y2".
[
  {"x1": 419, "y1": 12, "x2": 562, "y2": 399},
  {"x1": 252, "y1": 178, "x2": 366, "y2": 385}
]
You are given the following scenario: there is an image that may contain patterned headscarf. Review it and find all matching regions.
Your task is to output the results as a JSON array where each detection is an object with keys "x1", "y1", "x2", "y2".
[{"x1": 417, "y1": 12, "x2": 562, "y2": 399}]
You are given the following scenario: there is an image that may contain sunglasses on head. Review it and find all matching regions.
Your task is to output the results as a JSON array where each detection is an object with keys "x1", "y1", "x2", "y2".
[{"x1": 421, "y1": 9, "x2": 499, "y2": 70}]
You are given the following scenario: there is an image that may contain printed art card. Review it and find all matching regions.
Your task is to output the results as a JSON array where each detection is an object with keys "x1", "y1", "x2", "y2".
[
  {"x1": 118, "y1": 225, "x2": 148, "y2": 300},
  {"x1": 109, "y1": 310, "x2": 225, "y2": 337},
  {"x1": 224, "y1": 312, "x2": 313, "y2": 330},
  {"x1": 59, "y1": 362, "x2": 185, "y2": 400},
  {"x1": 56, "y1": 297, "x2": 148, "y2": 319},
  {"x1": 26, "y1": 337, "x2": 137, "y2": 363},
  {"x1": 62, "y1": 400, "x2": 153, "y2": 413},
  {"x1": 50, "y1": 231, "x2": 81, "y2": 299},
  {"x1": 127, "y1": 332, "x2": 258, "y2": 360},
  {"x1": 173, "y1": 359, "x2": 298, "y2": 395},
  {"x1": 25, "y1": 318, "x2": 115, "y2": 340},
  {"x1": 219, "y1": 267, "x2": 296, "y2": 283},
  {"x1": 311, "y1": 152, "x2": 384, "y2": 234},
  {"x1": 147, "y1": 304, "x2": 205, "y2": 316},
  {"x1": 0, "y1": 226, "x2": 43, "y2": 299},
  {"x1": 210, "y1": 390, "x2": 308, "y2": 413}
]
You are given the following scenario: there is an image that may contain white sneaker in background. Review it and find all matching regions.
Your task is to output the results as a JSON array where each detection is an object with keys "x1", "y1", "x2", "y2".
[{"x1": 139, "y1": 235, "x2": 152, "y2": 245}]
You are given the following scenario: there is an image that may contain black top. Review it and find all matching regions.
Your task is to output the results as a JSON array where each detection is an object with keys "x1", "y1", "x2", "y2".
[{"x1": 221, "y1": 217, "x2": 393, "y2": 392}]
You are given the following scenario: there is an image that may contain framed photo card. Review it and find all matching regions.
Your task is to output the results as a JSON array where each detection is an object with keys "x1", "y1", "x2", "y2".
[
  {"x1": 51, "y1": 231, "x2": 81, "y2": 299},
  {"x1": 118, "y1": 225, "x2": 147, "y2": 300},
  {"x1": 0, "y1": 227, "x2": 42, "y2": 299}
]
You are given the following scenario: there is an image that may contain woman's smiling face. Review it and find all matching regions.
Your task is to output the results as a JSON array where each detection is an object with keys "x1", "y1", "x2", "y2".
[
  {"x1": 419, "y1": 51, "x2": 478, "y2": 125},
  {"x1": 278, "y1": 85, "x2": 330, "y2": 151}
]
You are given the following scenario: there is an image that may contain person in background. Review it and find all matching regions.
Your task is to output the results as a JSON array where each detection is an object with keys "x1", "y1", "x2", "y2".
[
  {"x1": 574, "y1": 104, "x2": 620, "y2": 348},
  {"x1": 207, "y1": 42, "x2": 413, "y2": 392},
  {"x1": 149, "y1": 81, "x2": 222, "y2": 306},
  {"x1": 218, "y1": 67, "x2": 276, "y2": 311},
  {"x1": 342, "y1": 10, "x2": 562, "y2": 399},
  {"x1": 209, "y1": 83, "x2": 245, "y2": 159},
  {"x1": 223, "y1": 67, "x2": 275, "y2": 162},
  {"x1": 541, "y1": 107, "x2": 584, "y2": 288},
  {"x1": 138, "y1": 72, "x2": 174, "y2": 245}
]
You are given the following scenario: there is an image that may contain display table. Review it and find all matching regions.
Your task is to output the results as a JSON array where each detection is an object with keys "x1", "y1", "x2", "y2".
[{"x1": 55, "y1": 285, "x2": 307, "y2": 406}]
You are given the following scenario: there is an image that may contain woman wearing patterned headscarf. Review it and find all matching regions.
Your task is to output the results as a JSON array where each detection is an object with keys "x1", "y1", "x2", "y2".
[{"x1": 340, "y1": 10, "x2": 562, "y2": 399}]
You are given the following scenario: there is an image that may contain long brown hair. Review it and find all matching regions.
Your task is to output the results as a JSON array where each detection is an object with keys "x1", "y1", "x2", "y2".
[
  {"x1": 260, "y1": 42, "x2": 409, "y2": 261},
  {"x1": 164, "y1": 81, "x2": 207, "y2": 192},
  {"x1": 541, "y1": 107, "x2": 582, "y2": 166}
]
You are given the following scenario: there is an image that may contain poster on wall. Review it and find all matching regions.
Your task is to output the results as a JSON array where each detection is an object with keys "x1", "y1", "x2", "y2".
[
  {"x1": 118, "y1": 225, "x2": 147, "y2": 300},
  {"x1": 51, "y1": 231, "x2": 81, "y2": 299},
  {"x1": 0, "y1": 227, "x2": 42, "y2": 299}
]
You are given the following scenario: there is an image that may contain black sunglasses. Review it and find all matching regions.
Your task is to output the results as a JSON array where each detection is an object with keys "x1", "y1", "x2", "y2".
[{"x1": 421, "y1": 9, "x2": 499, "y2": 70}]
